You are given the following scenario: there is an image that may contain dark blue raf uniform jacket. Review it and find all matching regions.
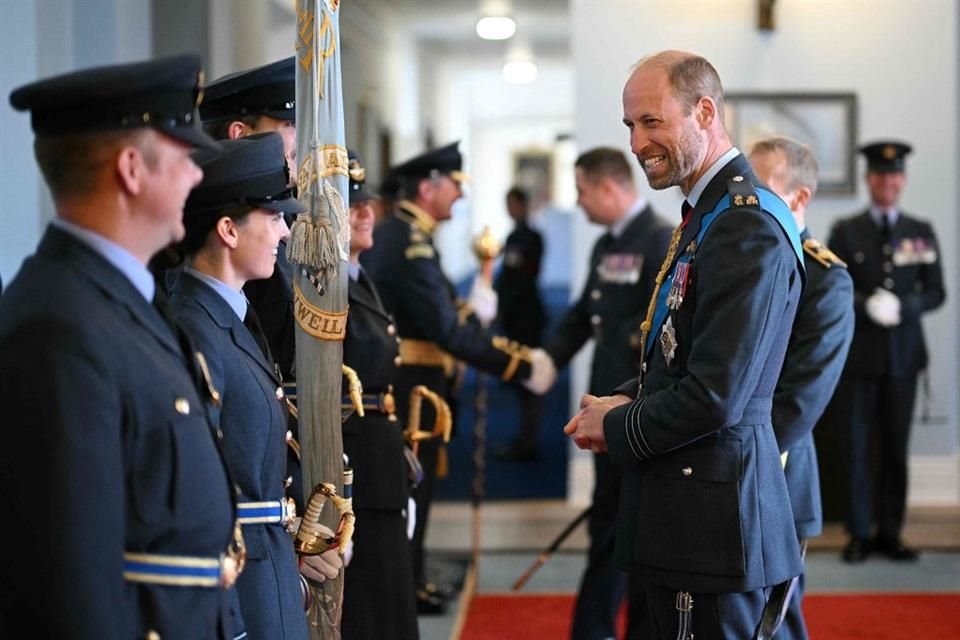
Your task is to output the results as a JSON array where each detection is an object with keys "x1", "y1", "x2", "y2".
[
  {"x1": 827, "y1": 211, "x2": 945, "y2": 378},
  {"x1": 243, "y1": 241, "x2": 305, "y2": 513},
  {"x1": 361, "y1": 202, "x2": 533, "y2": 384},
  {"x1": 0, "y1": 228, "x2": 238, "y2": 639},
  {"x1": 172, "y1": 272, "x2": 308, "y2": 640},
  {"x1": 603, "y1": 155, "x2": 805, "y2": 593},
  {"x1": 495, "y1": 220, "x2": 546, "y2": 347},
  {"x1": 546, "y1": 205, "x2": 673, "y2": 394},
  {"x1": 342, "y1": 270, "x2": 408, "y2": 511},
  {"x1": 773, "y1": 232, "x2": 854, "y2": 539},
  {"x1": 341, "y1": 269, "x2": 419, "y2": 640}
]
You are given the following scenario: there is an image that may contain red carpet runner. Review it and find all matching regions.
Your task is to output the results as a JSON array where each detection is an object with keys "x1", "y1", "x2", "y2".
[{"x1": 460, "y1": 593, "x2": 960, "y2": 639}]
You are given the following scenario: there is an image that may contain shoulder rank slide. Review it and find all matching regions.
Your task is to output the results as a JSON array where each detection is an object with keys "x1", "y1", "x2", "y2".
[
  {"x1": 803, "y1": 238, "x2": 846, "y2": 268},
  {"x1": 727, "y1": 175, "x2": 761, "y2": 208}
]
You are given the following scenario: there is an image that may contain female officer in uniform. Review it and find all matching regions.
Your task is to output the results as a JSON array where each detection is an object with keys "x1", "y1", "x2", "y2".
[
  {"x1": 341, "y1": 151, "x2": 420, "y2": 639},
  {"x1": 169, "y1": 133, "x2": 311, "y2": 639}
]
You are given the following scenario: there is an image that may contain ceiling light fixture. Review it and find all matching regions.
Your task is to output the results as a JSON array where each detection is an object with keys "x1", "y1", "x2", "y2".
[
  {"x1": 476, "y1": 15, "x2": 516, "y2": 40},
  {"x1": 476, "y1": 0, "x2": 515, "y2": 40},
  {"x1": 502, "y1": 41, "x2": 537, "y2": 84}
]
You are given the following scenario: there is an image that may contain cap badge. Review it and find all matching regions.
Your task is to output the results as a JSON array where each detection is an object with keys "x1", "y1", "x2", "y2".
[
  {"x1": 883, "y1": 145, "x2": 897, "y2": 160},
  {"x1": 348, "y1": 158, "x2": 365, "y2": 182}
]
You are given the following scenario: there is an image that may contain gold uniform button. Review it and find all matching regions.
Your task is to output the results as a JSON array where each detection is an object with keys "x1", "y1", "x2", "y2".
[
  {"x1": 590, "y1": 314, "x2": 601, "y2": 325},
  {"x1": 276, "y1": 386, "x2": 284, "y2": 400},
  {"x1": 590, "y1": 289, "x2": 602, "y2": 301},
  {"x1": 883, "y1": 262, "x2": 894, "y2": 273},
  {"x1": 394, "y1": 355, "x2": 403, "y2": 367},
  {"x1": 681, "y1": 467, "x2": 693, "y2": 477},
  {"x1": 883, "y1": 278, "x2": 895, "y2": 289},
  {"x1": 387, "y1": 324, "x2": 396, "y2": 336},
  {"x1": 174, "y1": 398, "x2": 190, "y2": 415},
  {"x1": 146, "y1": 631, "x2": 161, "y2": 640}
]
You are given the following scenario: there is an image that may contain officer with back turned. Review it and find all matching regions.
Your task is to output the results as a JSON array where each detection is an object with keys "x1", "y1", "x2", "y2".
[{"x1": 749, "y1": 137, "x2": 855, "y2": 639}]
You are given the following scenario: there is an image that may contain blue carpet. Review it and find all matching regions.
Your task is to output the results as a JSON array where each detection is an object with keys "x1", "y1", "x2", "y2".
[{"x1": 434, "y1": 282, "x2": 571, "y2": 501}]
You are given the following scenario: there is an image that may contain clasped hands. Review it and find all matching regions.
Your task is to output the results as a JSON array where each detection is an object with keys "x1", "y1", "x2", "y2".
[{"x1": 562, "y1": 393, "x2": 632, "y2": 454}]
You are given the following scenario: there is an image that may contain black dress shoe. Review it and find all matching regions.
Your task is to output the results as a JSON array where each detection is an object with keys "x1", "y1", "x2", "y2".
[
  {"x1": 416, "y1": 589, "x2": 446, "y2": 615},
  {"x1": 842, "y1": 537, "x2": 871, "y2": 563},
  {"x1": 873, "y1": 536, "x2": 919, "y2": 561},
  {"x1": 423, "y1": 581, "x2": 456, "y2": 601}
]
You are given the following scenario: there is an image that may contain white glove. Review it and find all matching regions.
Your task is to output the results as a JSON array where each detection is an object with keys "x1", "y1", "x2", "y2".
[
  {"x1": 468, "y1": 276, "x2": 498, "y2": 327},
  {"x1": 523, "y1": 348, "x2": 557, "y2": 395},
  {"x1": 865, "y1": 287, "x2": 901, "y2": 327},
  {"x1": 343, "y1": 539, "x2": 354, "y2": 568},
  {"x1": 406, "y1": 496, "x2": 417, "y2": 540}
]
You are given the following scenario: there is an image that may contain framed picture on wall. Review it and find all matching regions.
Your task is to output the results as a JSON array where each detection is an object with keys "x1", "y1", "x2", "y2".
[
  {"x1": 725, "y1": 92, "x2": 858, "y2": 195},
  {"x1": 512, "y1": 148, "x2": 553, "y2": 211}
]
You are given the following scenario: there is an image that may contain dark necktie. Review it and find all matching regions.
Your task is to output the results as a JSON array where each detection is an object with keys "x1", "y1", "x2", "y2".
[
  {"x1": 880, "y1": 212, "x2": 891, "y2": 240},
  {"x1": 243, "y1": 304, "x2": 274, "y2": 365},
  {"x1": 681, "y1": 200, "x2": 693, "y2": 227}
]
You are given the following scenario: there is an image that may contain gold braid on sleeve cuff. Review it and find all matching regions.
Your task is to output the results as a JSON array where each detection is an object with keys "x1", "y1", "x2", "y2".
[{"x1": 492, "y1": 336, "x2": 532, "y2": 382}]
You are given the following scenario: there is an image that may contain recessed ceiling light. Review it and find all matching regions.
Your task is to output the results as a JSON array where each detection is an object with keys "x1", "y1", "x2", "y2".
[
  {"x1": 476, "y1": 16, "x2": 516, "y2": 40},
  {"x1": 503, "y1": 60, "x2": 537, "y2": 84}
]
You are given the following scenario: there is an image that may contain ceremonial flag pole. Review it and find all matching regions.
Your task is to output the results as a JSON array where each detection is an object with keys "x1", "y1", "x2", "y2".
[{"x1": 289, "y1": 1, "x2": 353, "y2": 638}]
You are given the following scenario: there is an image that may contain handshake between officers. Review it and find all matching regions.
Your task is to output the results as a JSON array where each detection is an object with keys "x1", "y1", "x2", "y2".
[{"x1": 360, "y1": 141, "x2": 554, "y2": 613}]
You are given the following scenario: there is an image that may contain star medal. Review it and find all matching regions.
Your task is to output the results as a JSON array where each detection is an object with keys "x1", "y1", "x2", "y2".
[
  {"x1": 660, "y1": 316, "x2": 678, "y2": 366},
  {"x1": 667, "y1": 261, "x2": 691, "y2": 310}
]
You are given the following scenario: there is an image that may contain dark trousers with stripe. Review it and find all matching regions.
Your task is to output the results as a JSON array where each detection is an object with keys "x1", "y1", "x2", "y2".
[{"x1": 840, "y1": 373, "x2": 918, "y2": 539}]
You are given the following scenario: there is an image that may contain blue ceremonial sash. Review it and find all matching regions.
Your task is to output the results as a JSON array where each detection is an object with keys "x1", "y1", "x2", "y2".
[{"x1": 645, "y1": 188, "x2": 803, "y2": 356}]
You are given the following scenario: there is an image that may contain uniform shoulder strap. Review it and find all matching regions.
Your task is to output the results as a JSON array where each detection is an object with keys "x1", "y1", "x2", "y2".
[{"x1": 803, "y1": 237, "x2": 847, "y2": 268}]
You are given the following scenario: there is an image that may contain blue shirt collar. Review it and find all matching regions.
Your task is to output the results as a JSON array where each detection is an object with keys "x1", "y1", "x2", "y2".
[
  {"x1": 183, "y1": 265, "x2": 248, "y2": 320},
  {"x1": 869, "y1": 205, "x2": 899, "y2": 227},
  {"x1": 347, "y1": 261, "x2": 361, "y2": 281},
  {"x1": 51, "y1": 218, "x2": 155, "y2": 302},
  {"x1": 686, "y1": 147, "x2": 740, "y2": 208}
]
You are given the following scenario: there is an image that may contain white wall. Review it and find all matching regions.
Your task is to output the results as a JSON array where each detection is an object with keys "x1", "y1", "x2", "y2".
[
  {"x1": 0, "y1": 0, "x2": 152, "y2": 287},
  {"x1": 571, "y1": 0, "x2": 960, "y2": 505},
  {"x1": 425, "y1": 56, "x2": 574, "y2": 281}
]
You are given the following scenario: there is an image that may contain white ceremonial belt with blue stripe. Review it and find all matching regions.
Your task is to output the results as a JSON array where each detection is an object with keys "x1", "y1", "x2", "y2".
[
  {"x1": 237, "y1": 498, "x2": 296, "y2": 526},
  {"x1": 122, "y1": 551, "x2": 224, "y2": 588}
]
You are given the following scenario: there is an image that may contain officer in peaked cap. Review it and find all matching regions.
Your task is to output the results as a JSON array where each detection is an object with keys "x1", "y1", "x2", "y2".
[
  {"x1": 201, "y1": 56, "x2": 297, "y2": 177},
  {"x1": 200, "y1": 56, "x2": 305, "y2": 515},
  {"x1": 170, "y1": 133, "x2": 340, "y2": 640},
  {"x1": 828, "y1": 140, "x2": 945, "y2": 564},
  {"x1": 340, "y1": 149, "x2": 420, "y2": 638},
  {"x1": 859, "y1": 141, "x2": 911, "y2": 173},
  {"x1": 361, "y1": 141, "x2": 554, "y2": 614},
  {"x1": 9, "y1": 54, "x2": 218, "y2": 151},
  {"x1": 183, "y1": 132, "x2": 301, "y2": 217},
  {"x1": 1, "y1": 55, "x2": 242, "y2": 638},
  {"x1": 391, "y1": 141, "x2": 468, "y2": 188}
]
